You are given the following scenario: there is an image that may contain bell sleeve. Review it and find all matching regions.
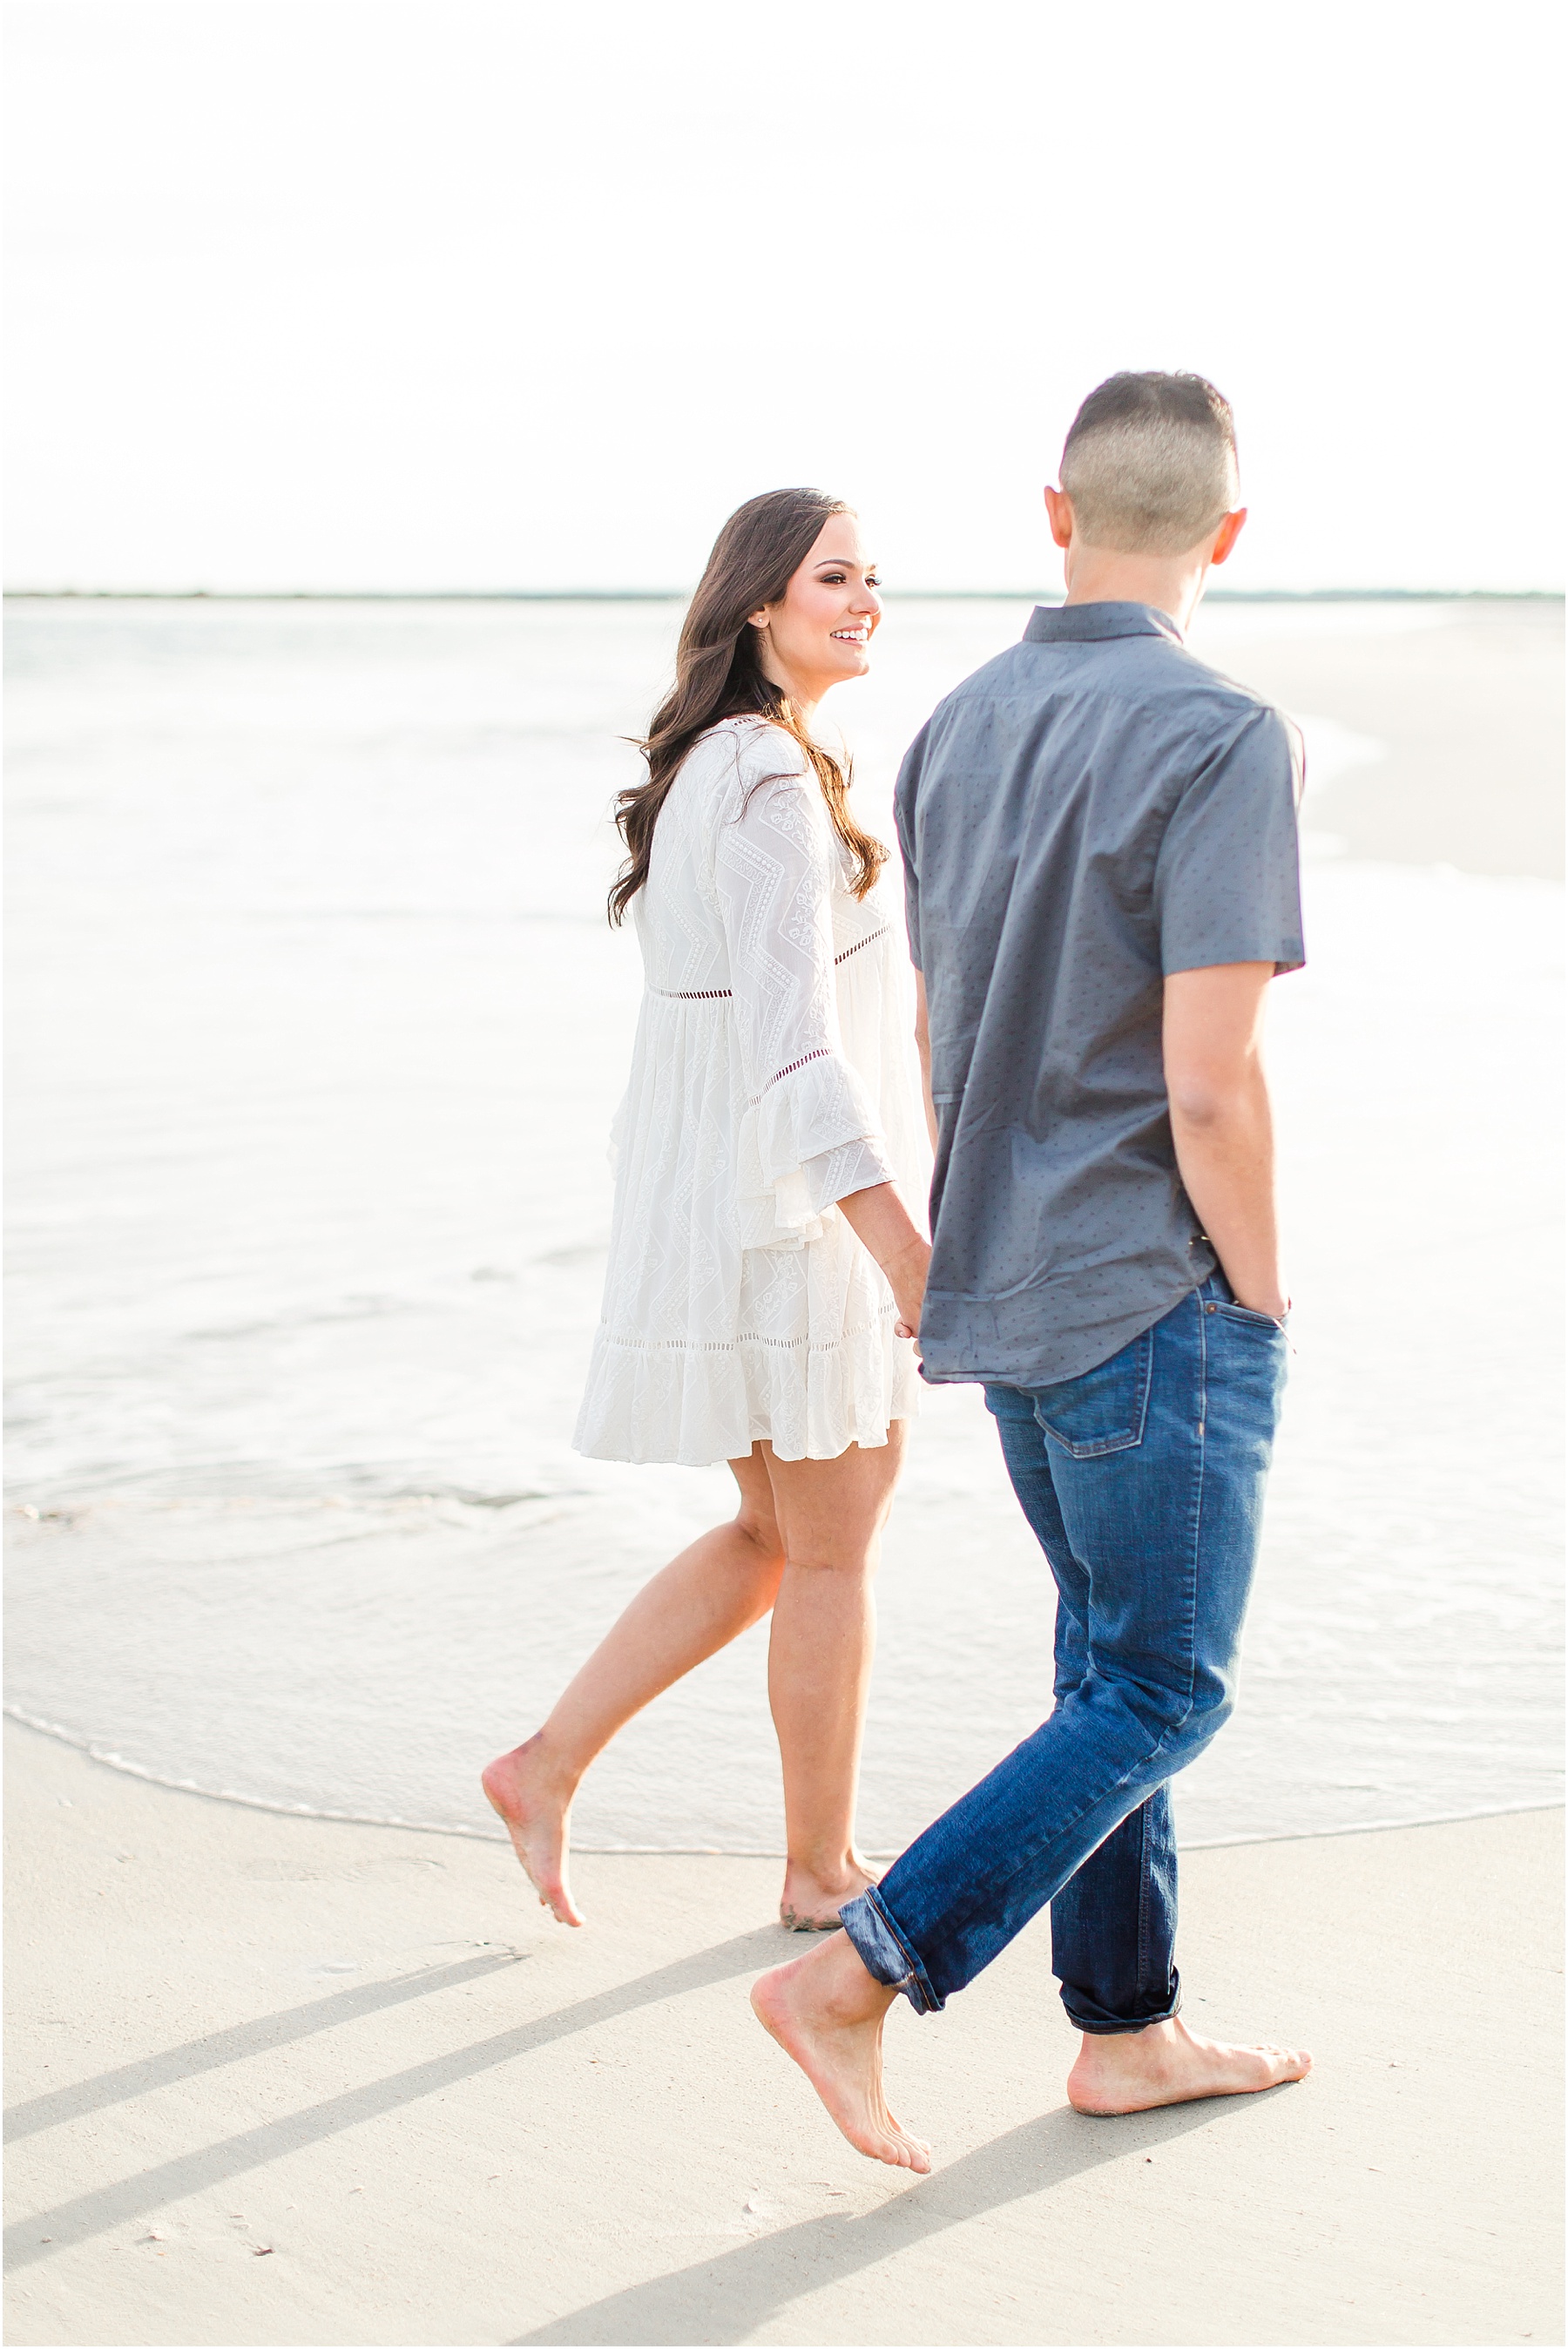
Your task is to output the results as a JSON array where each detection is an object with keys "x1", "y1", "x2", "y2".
[{"x1": 714, "y1": 741, "x2": 896, "y2": 1248}]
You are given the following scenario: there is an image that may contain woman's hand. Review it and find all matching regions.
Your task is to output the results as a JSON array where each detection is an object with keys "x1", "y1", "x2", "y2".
[
  {"x1": 882, "y1": 1236, "x2": 930, "y2": 1342},
  {"x1": 836, "y1": 1183, "x2": 929, "y2": 1342}
]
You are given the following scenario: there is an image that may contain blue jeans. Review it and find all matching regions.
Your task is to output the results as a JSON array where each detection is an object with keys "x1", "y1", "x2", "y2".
[{"x1": 841, "y1": 1271, "x2": 1287, "y2": 2030}]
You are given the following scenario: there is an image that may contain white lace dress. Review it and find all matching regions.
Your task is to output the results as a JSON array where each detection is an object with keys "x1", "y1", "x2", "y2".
[{"x1": 574, "y1": 717, "x2": 929, "y2": 1466}]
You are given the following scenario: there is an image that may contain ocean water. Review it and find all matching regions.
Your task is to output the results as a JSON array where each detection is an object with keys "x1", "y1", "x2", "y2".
[{"x1": 4, "y1": 596, "x2": 1562, "y2": 1853}]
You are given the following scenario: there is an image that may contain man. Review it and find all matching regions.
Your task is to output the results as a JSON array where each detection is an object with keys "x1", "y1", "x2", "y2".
[{"x1": 752, "y1": 371, "x2": 1312, "y2": 2170}]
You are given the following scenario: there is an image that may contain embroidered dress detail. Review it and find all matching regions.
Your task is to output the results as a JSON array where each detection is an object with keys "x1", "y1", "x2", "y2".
[
  {"x1": 835, "y1": 924, "x2": 889, "y2": 966},
  {"x1": 574, "y1": 718, "x2": 930, "y2": 1466},
  {"x1": 755, "y1": 1047, "x2": 833, "y2": 1100}
]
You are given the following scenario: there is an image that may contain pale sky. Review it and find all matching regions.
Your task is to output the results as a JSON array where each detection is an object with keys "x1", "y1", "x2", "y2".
[{"x1": 5, "y1": 0, "x2": 1562, "y2": 593}]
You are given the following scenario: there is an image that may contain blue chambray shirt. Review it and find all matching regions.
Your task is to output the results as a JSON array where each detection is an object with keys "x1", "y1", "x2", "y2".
[{"x1": 895, "y1": 601, "x2": 1305, "y2": 1390}]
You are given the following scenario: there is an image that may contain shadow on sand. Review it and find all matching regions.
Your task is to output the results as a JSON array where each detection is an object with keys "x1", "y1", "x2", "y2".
[
  {"x1": 6, "y1": 1925, "x2": 783, "y2": 2271},
  {"x1": 511, "y1": 2091, "x2": 1298, "y2": 2346},
  {"x1": 4, "y1": 1952, "x2": 517, "y2": 2143}
]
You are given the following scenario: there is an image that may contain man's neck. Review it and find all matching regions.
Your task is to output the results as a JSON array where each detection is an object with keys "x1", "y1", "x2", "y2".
[{"x1": 1061, "y1": 545, "x2": 1209, "y2": 634}]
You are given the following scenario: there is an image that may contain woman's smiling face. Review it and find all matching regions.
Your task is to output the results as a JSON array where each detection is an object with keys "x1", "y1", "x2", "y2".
[{"x1": 749, "y1": 512, "x2": 882, "y2": 708}]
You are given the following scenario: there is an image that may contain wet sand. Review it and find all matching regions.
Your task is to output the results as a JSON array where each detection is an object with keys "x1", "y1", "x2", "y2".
[
  {"x1": 1193, "y1": 597, "x2": 1563, "y2": 877},
  {"x1": 6, "y1": 1719, "x2": 1561, "y2": 2347}
]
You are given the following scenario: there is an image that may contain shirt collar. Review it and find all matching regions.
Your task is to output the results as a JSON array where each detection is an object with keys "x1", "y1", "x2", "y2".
[{"x1": 1023, "y1": 601, "x2": 1186, "y2": 646}]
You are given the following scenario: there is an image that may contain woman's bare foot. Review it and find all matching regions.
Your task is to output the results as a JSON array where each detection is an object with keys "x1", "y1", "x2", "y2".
[
  {"x1": 750, "y1": 1934, "x2": 931, "y2": 2172},
  {"x1": 481, "y1": 1735, "x2": 584, "y2": 1926},
  {"x1": 779, "y1": 1852, "x2": 881, "y2": 1932},
  {"x1": 1067, "y1": 2013, "x2": 1312, "y2": 2115}
]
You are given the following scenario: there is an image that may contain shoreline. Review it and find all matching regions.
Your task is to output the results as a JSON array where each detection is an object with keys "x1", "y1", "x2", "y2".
[
  {"x1": 6, "y1": 1717, "x2": 1562, "y2": 2346},
  {"x1": 6, "y1": 1702, "x2": 1562, "y2": 1862}
]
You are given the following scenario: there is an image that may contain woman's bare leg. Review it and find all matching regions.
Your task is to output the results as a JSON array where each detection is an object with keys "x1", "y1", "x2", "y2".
[
  {"x1": 762, "y1": 1423, "x2": 906, "y2": 1929},
  {"x1": 482, "y1": 1449, "x2": 785, "y2": 1924}
]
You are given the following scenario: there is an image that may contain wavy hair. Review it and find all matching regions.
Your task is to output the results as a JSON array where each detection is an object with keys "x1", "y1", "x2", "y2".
[{"x1": 608, "y1": 487, "x2": 888, "y2": 924}]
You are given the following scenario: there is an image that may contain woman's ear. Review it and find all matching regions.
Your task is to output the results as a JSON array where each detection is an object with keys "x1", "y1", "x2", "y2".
[{"x1": 747, "y1": 609, "x2": 770, "y2": 632}]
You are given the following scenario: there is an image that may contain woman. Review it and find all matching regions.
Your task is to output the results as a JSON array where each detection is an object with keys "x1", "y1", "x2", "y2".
[{"x1": 483, "y1": 489, "x2": 930, "y2": 1932}]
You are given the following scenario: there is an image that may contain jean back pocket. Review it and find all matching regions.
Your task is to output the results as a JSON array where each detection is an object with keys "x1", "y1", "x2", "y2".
[{"x1": 1031, "y1": 1328, "x2": 1154, "y2": 1459}]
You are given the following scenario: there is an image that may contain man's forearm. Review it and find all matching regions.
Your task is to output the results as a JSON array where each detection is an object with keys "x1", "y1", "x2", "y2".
[{"x1": 1168, "y1": 1072, "x2": 1288, "y2": 1317}]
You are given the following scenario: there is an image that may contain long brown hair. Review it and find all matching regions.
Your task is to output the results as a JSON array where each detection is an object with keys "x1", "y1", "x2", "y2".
[{"x1": 608, "y1": 487, "x2": 889, "y2": 924}]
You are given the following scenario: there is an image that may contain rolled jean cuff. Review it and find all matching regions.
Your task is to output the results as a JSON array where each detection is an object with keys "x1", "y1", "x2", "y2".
[
  {"x1": 839, "y1": 1886, "x2": 943, "y2": 2015},
  {"x1": 1061, "y1": 1968, "x2": 1183, "y2": 2036}
]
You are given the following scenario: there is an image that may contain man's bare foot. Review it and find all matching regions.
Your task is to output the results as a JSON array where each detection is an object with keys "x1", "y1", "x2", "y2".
[
  {"x1": 750, "y1": 1933, "x2": 931, "y2": 2172},
  {"x1": 1067, "y1": 2013, "x2": 1312, "y2": 2115},
  {"x1": 779, "y1": 1852, "x2": 881, "y2": 1932},
  {"x1": 481, "y1": 1735, "x2": 584, "y2": 1926}
]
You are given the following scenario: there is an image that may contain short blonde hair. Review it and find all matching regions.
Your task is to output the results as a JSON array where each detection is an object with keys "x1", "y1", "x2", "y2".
[{"x1": 1060, "y1": 372, "x2": 1239, "y2": 556}]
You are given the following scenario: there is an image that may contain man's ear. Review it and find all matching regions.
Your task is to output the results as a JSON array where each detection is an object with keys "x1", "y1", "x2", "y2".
[
  {"x1": 1209, "y1": 508, "x2": 1247, "y2": 566},
  {"x1": 1043, "y1": 485, "x2": 1075, "y2": 551}
]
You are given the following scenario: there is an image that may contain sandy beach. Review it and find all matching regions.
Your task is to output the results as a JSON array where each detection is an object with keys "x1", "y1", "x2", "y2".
[{"x1": 5, "y1": 1719, "x2": 1561, "y2": 2347}]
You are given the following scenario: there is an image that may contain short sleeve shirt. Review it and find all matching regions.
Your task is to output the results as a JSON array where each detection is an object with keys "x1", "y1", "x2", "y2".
[{"x1": 896, "y1": 600, "x2": 1304, "y2": 1389}]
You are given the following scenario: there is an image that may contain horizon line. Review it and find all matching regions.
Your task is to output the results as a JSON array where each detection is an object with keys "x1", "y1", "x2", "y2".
[{"x1": 3, "y1": 586, "x2": 1563, "y2": 606}]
